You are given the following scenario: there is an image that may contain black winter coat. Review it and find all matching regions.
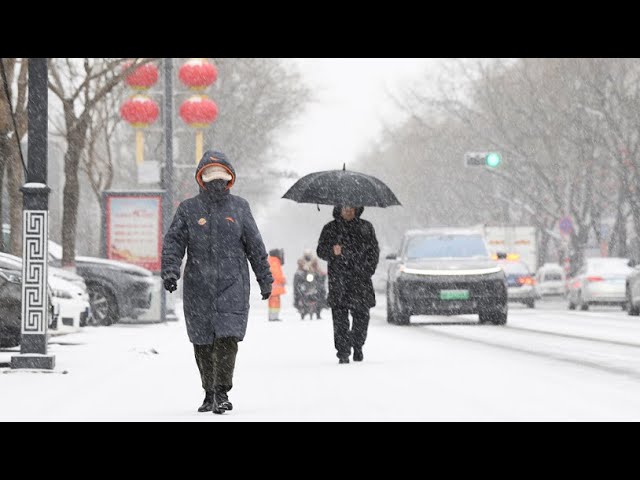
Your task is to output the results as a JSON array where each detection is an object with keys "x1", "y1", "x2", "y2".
[
  {"x1": 317, "y1": 207, "x2": 379, "y2": 309},
  {"x1": 162, "y1": 151, "x2": 273, "y2": 344}
]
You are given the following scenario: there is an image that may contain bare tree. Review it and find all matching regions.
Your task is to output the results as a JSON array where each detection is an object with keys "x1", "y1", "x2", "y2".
[
  {"x1": 0, "y1": 58, "x2": 28, "y2": 256},
  {"x1": 47, "y1": 58, "x2": 155, "y2": 267},
  {"x1": 80, "y1": 86, "x2": 125, "y2": 204}
]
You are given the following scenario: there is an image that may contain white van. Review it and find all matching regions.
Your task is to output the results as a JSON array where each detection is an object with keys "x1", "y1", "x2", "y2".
[{"x1": 536, "y1": 264, "x2": 566, "y2": 297}]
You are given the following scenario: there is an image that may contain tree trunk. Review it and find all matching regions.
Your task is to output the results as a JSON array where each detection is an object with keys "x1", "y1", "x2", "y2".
[
  {"x1": 0, "y1": 138, "x2": 7, "y2": 252},
  {"x1": 7, "y1": 141, "x2": 23, "y2": 257},
  {"x1": 61, "y1": 125, "x2": 88, "y2": 267}
]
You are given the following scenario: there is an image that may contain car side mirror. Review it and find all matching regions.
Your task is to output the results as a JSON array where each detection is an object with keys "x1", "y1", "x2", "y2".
[{"x1": 386, "y1": 253, "x2": 398, "y2": 260}]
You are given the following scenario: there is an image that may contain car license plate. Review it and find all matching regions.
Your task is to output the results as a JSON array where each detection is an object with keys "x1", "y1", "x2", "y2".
[{"x1": 440, "y1": 290, "x2": 470, "y2": 301}]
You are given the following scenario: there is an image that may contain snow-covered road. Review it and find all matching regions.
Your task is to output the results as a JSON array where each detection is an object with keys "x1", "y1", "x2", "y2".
[{"x1": 2, "y1": 296, "x2": 640, "y2": 421}]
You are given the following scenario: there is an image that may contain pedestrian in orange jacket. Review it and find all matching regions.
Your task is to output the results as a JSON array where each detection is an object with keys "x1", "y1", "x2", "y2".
[{"x1": 267, "y1": 249, "x2": 286, "y2": 321}]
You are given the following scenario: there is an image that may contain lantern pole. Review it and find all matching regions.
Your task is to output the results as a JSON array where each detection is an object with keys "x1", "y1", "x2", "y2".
[
  {"x1": 195, "y1": 130, "x2": 203, "y2": 164},
  {"x1": 162, "y1": 58, "x2": 178, "y2": 322},
  {"x1": 136, "y1": 129, "x2": 144, "y2": 165}
]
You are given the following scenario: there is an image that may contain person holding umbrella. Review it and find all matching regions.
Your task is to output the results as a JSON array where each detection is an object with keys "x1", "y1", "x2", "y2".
[
  {"x1": 283, "y1": 165, "x2": 400, "y2": 363},
  {"x1": 317, "y1": 206, "x2": 380, "y2": 364}
]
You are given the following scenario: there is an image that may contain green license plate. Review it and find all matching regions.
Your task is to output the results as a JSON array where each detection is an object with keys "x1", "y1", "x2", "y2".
[{"x1": 440, "y1": 290, "x2": 470, "y2": 301}]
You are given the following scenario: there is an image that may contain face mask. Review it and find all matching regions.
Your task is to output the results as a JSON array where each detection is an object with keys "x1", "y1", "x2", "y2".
[{"x1": 205, "y1": 179, "x2": 228, "y2": 193}]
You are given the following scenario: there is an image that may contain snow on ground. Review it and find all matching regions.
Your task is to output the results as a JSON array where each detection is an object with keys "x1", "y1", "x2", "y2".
[{"x1": 2, "y1": 296, "x2": 640, "y2": 421}]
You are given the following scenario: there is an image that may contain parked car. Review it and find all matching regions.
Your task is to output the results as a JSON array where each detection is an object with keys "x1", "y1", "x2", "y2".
[
  {"x1": 2, "y1": 224, "x2": 154, "y2": 326},
  {"x1": 0, "y1": 268, "x2": 22, "y2": 348},
  {"x1": 535, "y1": 263, "x2": 566, "y2": 297},
  {"x1": 386, "y1": 228, "x2": 508, "y2": 325},
  {"x1": 48, "y1": 275, "x2": 92, "y2": 332},
  {"x1": 624, "y1": 260, "x2": 640, "y2": 316},
  {"x1": 498, "y1": 260, "x2": 538, "y2": 308},
  {"x1": 0, "y1": 252, "x2": 92, "y2": 330},
  {"x1": 567, "y1": 257, "x2": 633, "y2": 311},
  {"x1": 0, "y1": 267, "x2": 55, "y2": 348}
]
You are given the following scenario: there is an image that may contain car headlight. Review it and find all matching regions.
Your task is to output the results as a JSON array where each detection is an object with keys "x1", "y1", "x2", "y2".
[{"x1": 0, "y1": 271, "x2": 21, "y2": 284}]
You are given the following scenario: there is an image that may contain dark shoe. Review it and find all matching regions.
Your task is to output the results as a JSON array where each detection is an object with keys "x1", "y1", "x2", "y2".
[
  {"x1": 213, "y1": 386, "x2": 233, "y2": 414},
  {"x1": 198, "y1": 391, "x2": 214, "y2": 413},
  {"x1": 353, "y1": 348, "x2": 363, "y2": 362},
  {"x1": 338, "y1": 357, "x2": 350, "y2": 364}
]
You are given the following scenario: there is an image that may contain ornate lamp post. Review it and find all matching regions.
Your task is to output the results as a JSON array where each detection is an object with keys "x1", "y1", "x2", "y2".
[{"x1": 11, "y1": 58, "x2": 54, "y2": 370}]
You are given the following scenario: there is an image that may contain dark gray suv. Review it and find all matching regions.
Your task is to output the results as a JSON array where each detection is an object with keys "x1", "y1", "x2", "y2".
[{"x1": 386, "y1": 228, "x2": 508, "y2": 325}]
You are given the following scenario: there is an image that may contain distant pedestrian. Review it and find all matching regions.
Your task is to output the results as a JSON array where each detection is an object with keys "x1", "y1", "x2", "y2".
[
  {"x1": 317, "y1": 206, "x2": 379, "y2": 364},
  {"x1": 267, "y1": 249, "x2": 286, "y2": 321},
  {"x1": 162, "y1": 150, "x2": 273, "y2": 414}
]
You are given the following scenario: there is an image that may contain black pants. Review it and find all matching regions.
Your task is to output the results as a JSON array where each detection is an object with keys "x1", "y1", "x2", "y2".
[
  {"x1": 193, "y1": 337, "x2": 239, "y2": 392},
  {"x1": 331, "y1": 308, "x2": 370, "y2": 359}
]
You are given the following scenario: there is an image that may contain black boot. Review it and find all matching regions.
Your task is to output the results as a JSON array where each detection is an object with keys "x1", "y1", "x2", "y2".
[
  {"x1": 198, "y1": 391, "x2": 214, "y2": 413},
  {"x1": 213, "y1": 385, "x2": 233, "y2": 414},
  {"x1": 353, "y1": 347, "x2": 363, "y2": 362}
]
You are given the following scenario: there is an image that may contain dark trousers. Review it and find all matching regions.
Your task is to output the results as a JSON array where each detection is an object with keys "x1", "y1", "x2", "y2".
[
  {"x1": 193, "y1": 337, "x2": 239, "y2": 392},
  {"x1": 331, "y1": 308, "x2": 370, "y2": 359}
]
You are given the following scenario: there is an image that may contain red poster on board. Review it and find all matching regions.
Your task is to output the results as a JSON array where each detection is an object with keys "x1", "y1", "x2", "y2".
[{"x1": 105, "y1": 194, "x2": 162, "y2": 272}]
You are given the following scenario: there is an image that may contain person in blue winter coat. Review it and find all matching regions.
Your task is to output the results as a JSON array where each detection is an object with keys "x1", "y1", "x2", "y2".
[{"x1": 162, "y1": 150, "x2": 273, "y2": 415}]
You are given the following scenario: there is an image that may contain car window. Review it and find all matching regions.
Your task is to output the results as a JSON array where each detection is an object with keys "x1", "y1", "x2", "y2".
[{"x1": 405, "y1": 234, "x2": 489, "y2": 259}]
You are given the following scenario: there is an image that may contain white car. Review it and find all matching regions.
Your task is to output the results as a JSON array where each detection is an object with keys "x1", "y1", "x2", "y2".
[
  {"x1": 536, "y1": 264, "x2": 566, "y2": 297},
  {"x1": 567, "y1": 257, "x2": 634, "y2": 310},
  {"x1": 49, "y1": 275, "x2": 92, "y2": 333},
  {"x1": 498, "y1": 260, "x2": 538, "y2": 308}
]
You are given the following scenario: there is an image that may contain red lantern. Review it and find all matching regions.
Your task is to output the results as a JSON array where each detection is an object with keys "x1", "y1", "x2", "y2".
[
  {"x1": 120, "y1": 94, "x2": 159, "y2": 165},
  {"x1": 179, "y1": 95, "x2": 218, "y2": 127},
  {"x1": 121, "y1": 94, "x2": 159, "y2": 126},
  {"x1": 123, "y1": 61, "x2": 159, "y2": 91},
  {"x1": 179, "y1": 58, "x2": 218, "y2": 91},
  {"x1": 180, "y1": 95, "x2": 218, "y2": 163}
]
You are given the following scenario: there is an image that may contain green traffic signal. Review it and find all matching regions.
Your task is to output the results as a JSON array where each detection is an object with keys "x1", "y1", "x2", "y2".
[{"x1": 486, "y1": 152, "x2": 501, "y2": 168}]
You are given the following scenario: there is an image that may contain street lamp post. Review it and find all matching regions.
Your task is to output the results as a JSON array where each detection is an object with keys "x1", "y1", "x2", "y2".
[
  {"x1": 162, "y1": 58, "x2": 178, "y2": 322},
  {"x1": 11, "y1": 58, "x2": 55, "y2": 370}
]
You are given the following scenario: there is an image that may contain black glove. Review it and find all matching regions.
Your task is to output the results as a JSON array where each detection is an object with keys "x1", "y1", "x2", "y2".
[
  {"x1": 261, "y1": 291, "x2": 271, "y2": 301},
  {"x1": 163, "y1": 277, "x2": 178, "y2": 293}
]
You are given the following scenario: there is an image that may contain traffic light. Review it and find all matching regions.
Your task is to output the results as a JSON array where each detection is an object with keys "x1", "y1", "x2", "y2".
[
  {"x1": 485, "y1": 152, "x2": 501, "y2": 168},
  {"x1": 464, "y1": 152, "x2": 502, "y2": 168}
]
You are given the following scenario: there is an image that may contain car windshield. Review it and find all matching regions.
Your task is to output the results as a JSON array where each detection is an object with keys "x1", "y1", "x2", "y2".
[
  {"x1": 405, "y1": 234, "x2": 489, "y2": 259},
  {"x1": 48, "y1": 241, "x2": 62, "y2": 261}
]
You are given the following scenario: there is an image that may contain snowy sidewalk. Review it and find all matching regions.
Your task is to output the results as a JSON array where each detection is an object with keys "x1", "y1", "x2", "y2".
[{"x1": 3, "y1": 295, "x2": 640, "y2": 421}]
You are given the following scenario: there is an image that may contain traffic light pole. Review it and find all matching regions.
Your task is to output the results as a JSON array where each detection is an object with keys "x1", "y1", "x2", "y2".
[{"x1": 11, "y1": 58, "x2": 55, "y2": 370}]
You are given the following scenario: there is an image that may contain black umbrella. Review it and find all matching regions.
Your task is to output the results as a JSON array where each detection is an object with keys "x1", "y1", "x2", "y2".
[{"x1": 282, "y1": 166, "x2": 401, "y2": 208}]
